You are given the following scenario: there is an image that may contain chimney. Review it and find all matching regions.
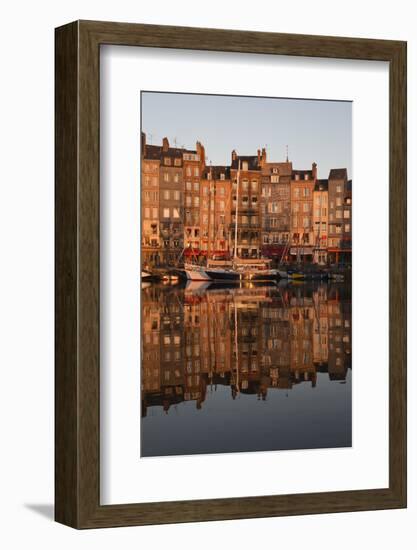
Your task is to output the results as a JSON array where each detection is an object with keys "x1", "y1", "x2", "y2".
[
  {"x1": 141, "y1": 132, "x2": 146, "y2": 156},
  {"x1": 261, "y1": 147, "x2": 267, "y2": 163},
  {"x1": 231, "y1": 149, "x2": 237, "y2": 162},
  {"x1": 162, "y1": 137, "x2": 169, "y2": 152},
  {"x1": 196, "y1": 141, "x2": 205, "y2": 167},
  {"x1": 312, "y1": 162, "x2": 317, "y2": 180},
  {"x1": 257, "y1": 149, "x2": 261, "y2": 163}
]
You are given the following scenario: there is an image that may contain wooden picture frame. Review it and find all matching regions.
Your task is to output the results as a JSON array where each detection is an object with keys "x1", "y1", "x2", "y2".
[{"x1": 55, "y1": 20, "x2": 407, "y2": 528}]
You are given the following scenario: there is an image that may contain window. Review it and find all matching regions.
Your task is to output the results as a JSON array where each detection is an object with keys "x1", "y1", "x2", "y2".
[
  {"x1": 303, "y1": 202, "x2": 309, "y2": 212},
  {"x1": 174, "y1": 190, "x2": 180, "y2": 201},
  {"x1": 251, "y1": 180, "x2": 258, "y2": 191},
  {"x1": 163, "y1": 190, "x2": 170, "y2": 200},
  {"x1": 303, "y1": 217, "x2": 310, "y2": 228},
  {"x1": 336, "y1": 197, "x2": 342, "y2": 206},
  {"x1": 174, "y1": 173, "x2": 179, "y2": 183},
  {"x1": 163, "y1": 172, "x2": 169, "y2": 182},
  {"x1": 294, "y1": 188, "x2": 300, "y2": 198},
  {"x1": 194, "y1": 197, "x2": 199, "y2": 207},
  {"x1": 336, "y1": 224, "x2": 342, "y2": 234},
  {"x1": 174, "y1": 158, "x2": 181, "y2": 166},
  {"x1": 164, "y1": 157, "x2": 171, "y2": 166},
  {"x1": 163, "y1": 208, "x2": 170, "y2": 218},
  {"x1": 219, "y1": 187, "x2": 225, "y2": 195},
  {"x1": 345, "y1": 224, "x2": 351, "y2": 232},
  {"x1": 194, "y1": 181, "x2": 199, "y2": 192},
  {"x1": 242, "y1": 179, "x2": 249, "y2": 191},
  {"x1": 186, "y1": 196, "x2": 192, "y2": 207},
  {"x1": 152, "y1": 207, "x2": 158, "y2": 219},
  {"x1": 303, "y1": 188, "x2": 310, "y2": 197},
  {"x1": 242, "y1": 196, "x2": 249, "y2": 204},
  {"x1": 271, "y1": 175, "x2": 279, "y2": 183},
  {"x1": 186, "y1": 167, "x2": 192, "y2": 176},
  {"x1": 295, "y1": 174, "x2": 300, "y2": 181},
  {"x1": 220, "y1": 173, "x2": 225, "y2": 180},
  {"x1": 219, "y1": 200, "x2": 225, "y2": 211},
  {"x1": 344, "y1": 209, "x2": 350, "y2": 219},
  {"x1": 144, "y1": 207, "x2": 150, "y2": 219},
  {"x1": 203, "y1": 186, "x2": 208, "y2": 195},
  {"x1": 304, "y1": 174, "x2": 309, "y2": 181},
  {"x1": 194, "y1": 167, "x2": 199, "y2": 177},
  {"x1": 336, "y1": 210, "x2": 342, "y2": 219},
  {"x1": 336, "y1": 185, "x2": 342, "y2": 193},
  {"x1": 251, "y1": 196, "x2": 258, "y2": 204},
  {"x1": 293, "y1": 203, "x2": 299, "y2": 213},
  {"x1": 186, "y1": 181, "x2": 192, "y2": 191},
  {"x1": 242, "y1": 161, "x2": 248, "y2": 171},
  {"x1": 173, "y1": 208, "x2": 180, "y2": 218}
]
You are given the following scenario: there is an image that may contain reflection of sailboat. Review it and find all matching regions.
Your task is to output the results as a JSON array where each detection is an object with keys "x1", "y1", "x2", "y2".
[
  {"x1": 185, "y1": 280, "x2": 212, "y2": 293},
  {"x1": 142, "y1": 269, "x2": 153, "y2": 280}
]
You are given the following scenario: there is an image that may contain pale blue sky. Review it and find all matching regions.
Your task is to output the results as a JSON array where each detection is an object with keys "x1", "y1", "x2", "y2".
[{"x1": 141, "y1": 92, "x2": 352, "y2": 180}]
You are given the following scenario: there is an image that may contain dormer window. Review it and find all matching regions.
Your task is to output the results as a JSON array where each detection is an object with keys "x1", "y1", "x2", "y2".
[
  {"x1": 242, "y1": 161, "x2": 248, "y2": 171},
  {"x1": 304, "y1": 173, "x2": 309, "y2": 180},
  {"x1": 164, "y1": 157, "x2": 171, "y2": 166},
  {"x1": 295, "y1": 174, "x2": 300, "y2": 181},
  {"x1": 220, "y1": 173, "x2": 225, "y2": 180}
]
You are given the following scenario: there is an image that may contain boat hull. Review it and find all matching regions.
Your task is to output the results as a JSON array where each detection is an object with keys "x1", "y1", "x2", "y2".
[
  {"x1": 184, "y1": 268, "x2": 212, "y2": 281},
  {"x1": 205, "y1": 269, "x2": 240, "y2": 281}
]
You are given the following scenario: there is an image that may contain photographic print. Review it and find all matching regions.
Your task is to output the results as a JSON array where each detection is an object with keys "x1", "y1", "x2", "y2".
[{"x1": 140, "y1": 92, "x2": 352, "y2": 457}]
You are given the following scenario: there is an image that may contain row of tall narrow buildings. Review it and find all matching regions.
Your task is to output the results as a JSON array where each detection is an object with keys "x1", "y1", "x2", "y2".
[{"x1": 141, "y1": 134, "x2": 352, "y2": 267}]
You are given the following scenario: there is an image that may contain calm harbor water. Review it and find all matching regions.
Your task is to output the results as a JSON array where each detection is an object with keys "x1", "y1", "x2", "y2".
[{"x1": 141, "y1": 280, "x2": 352, "y2": 457}]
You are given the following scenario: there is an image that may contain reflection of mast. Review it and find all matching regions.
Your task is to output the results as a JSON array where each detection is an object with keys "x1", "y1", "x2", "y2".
[{"x1": 232, "y1": 297, "x2": 240, "y2": 395}]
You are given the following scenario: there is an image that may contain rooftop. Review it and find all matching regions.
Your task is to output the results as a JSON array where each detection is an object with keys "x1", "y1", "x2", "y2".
[{"x1": 328, "y1": 168, "x2": 348, "y2": 181}]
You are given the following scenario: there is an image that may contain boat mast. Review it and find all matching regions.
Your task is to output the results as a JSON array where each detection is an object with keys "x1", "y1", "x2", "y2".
[
  {"x1": 207, "y1": 165, "x2": 212, "y2": 262},
  {"x1": 234, "y1": 160, "x2": 240, "y2": 261}
]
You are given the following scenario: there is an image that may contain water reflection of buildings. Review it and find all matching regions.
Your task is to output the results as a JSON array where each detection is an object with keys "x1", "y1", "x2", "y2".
[{"x1": 141, "y1": 283, "x2": 351, "y2": 417}]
